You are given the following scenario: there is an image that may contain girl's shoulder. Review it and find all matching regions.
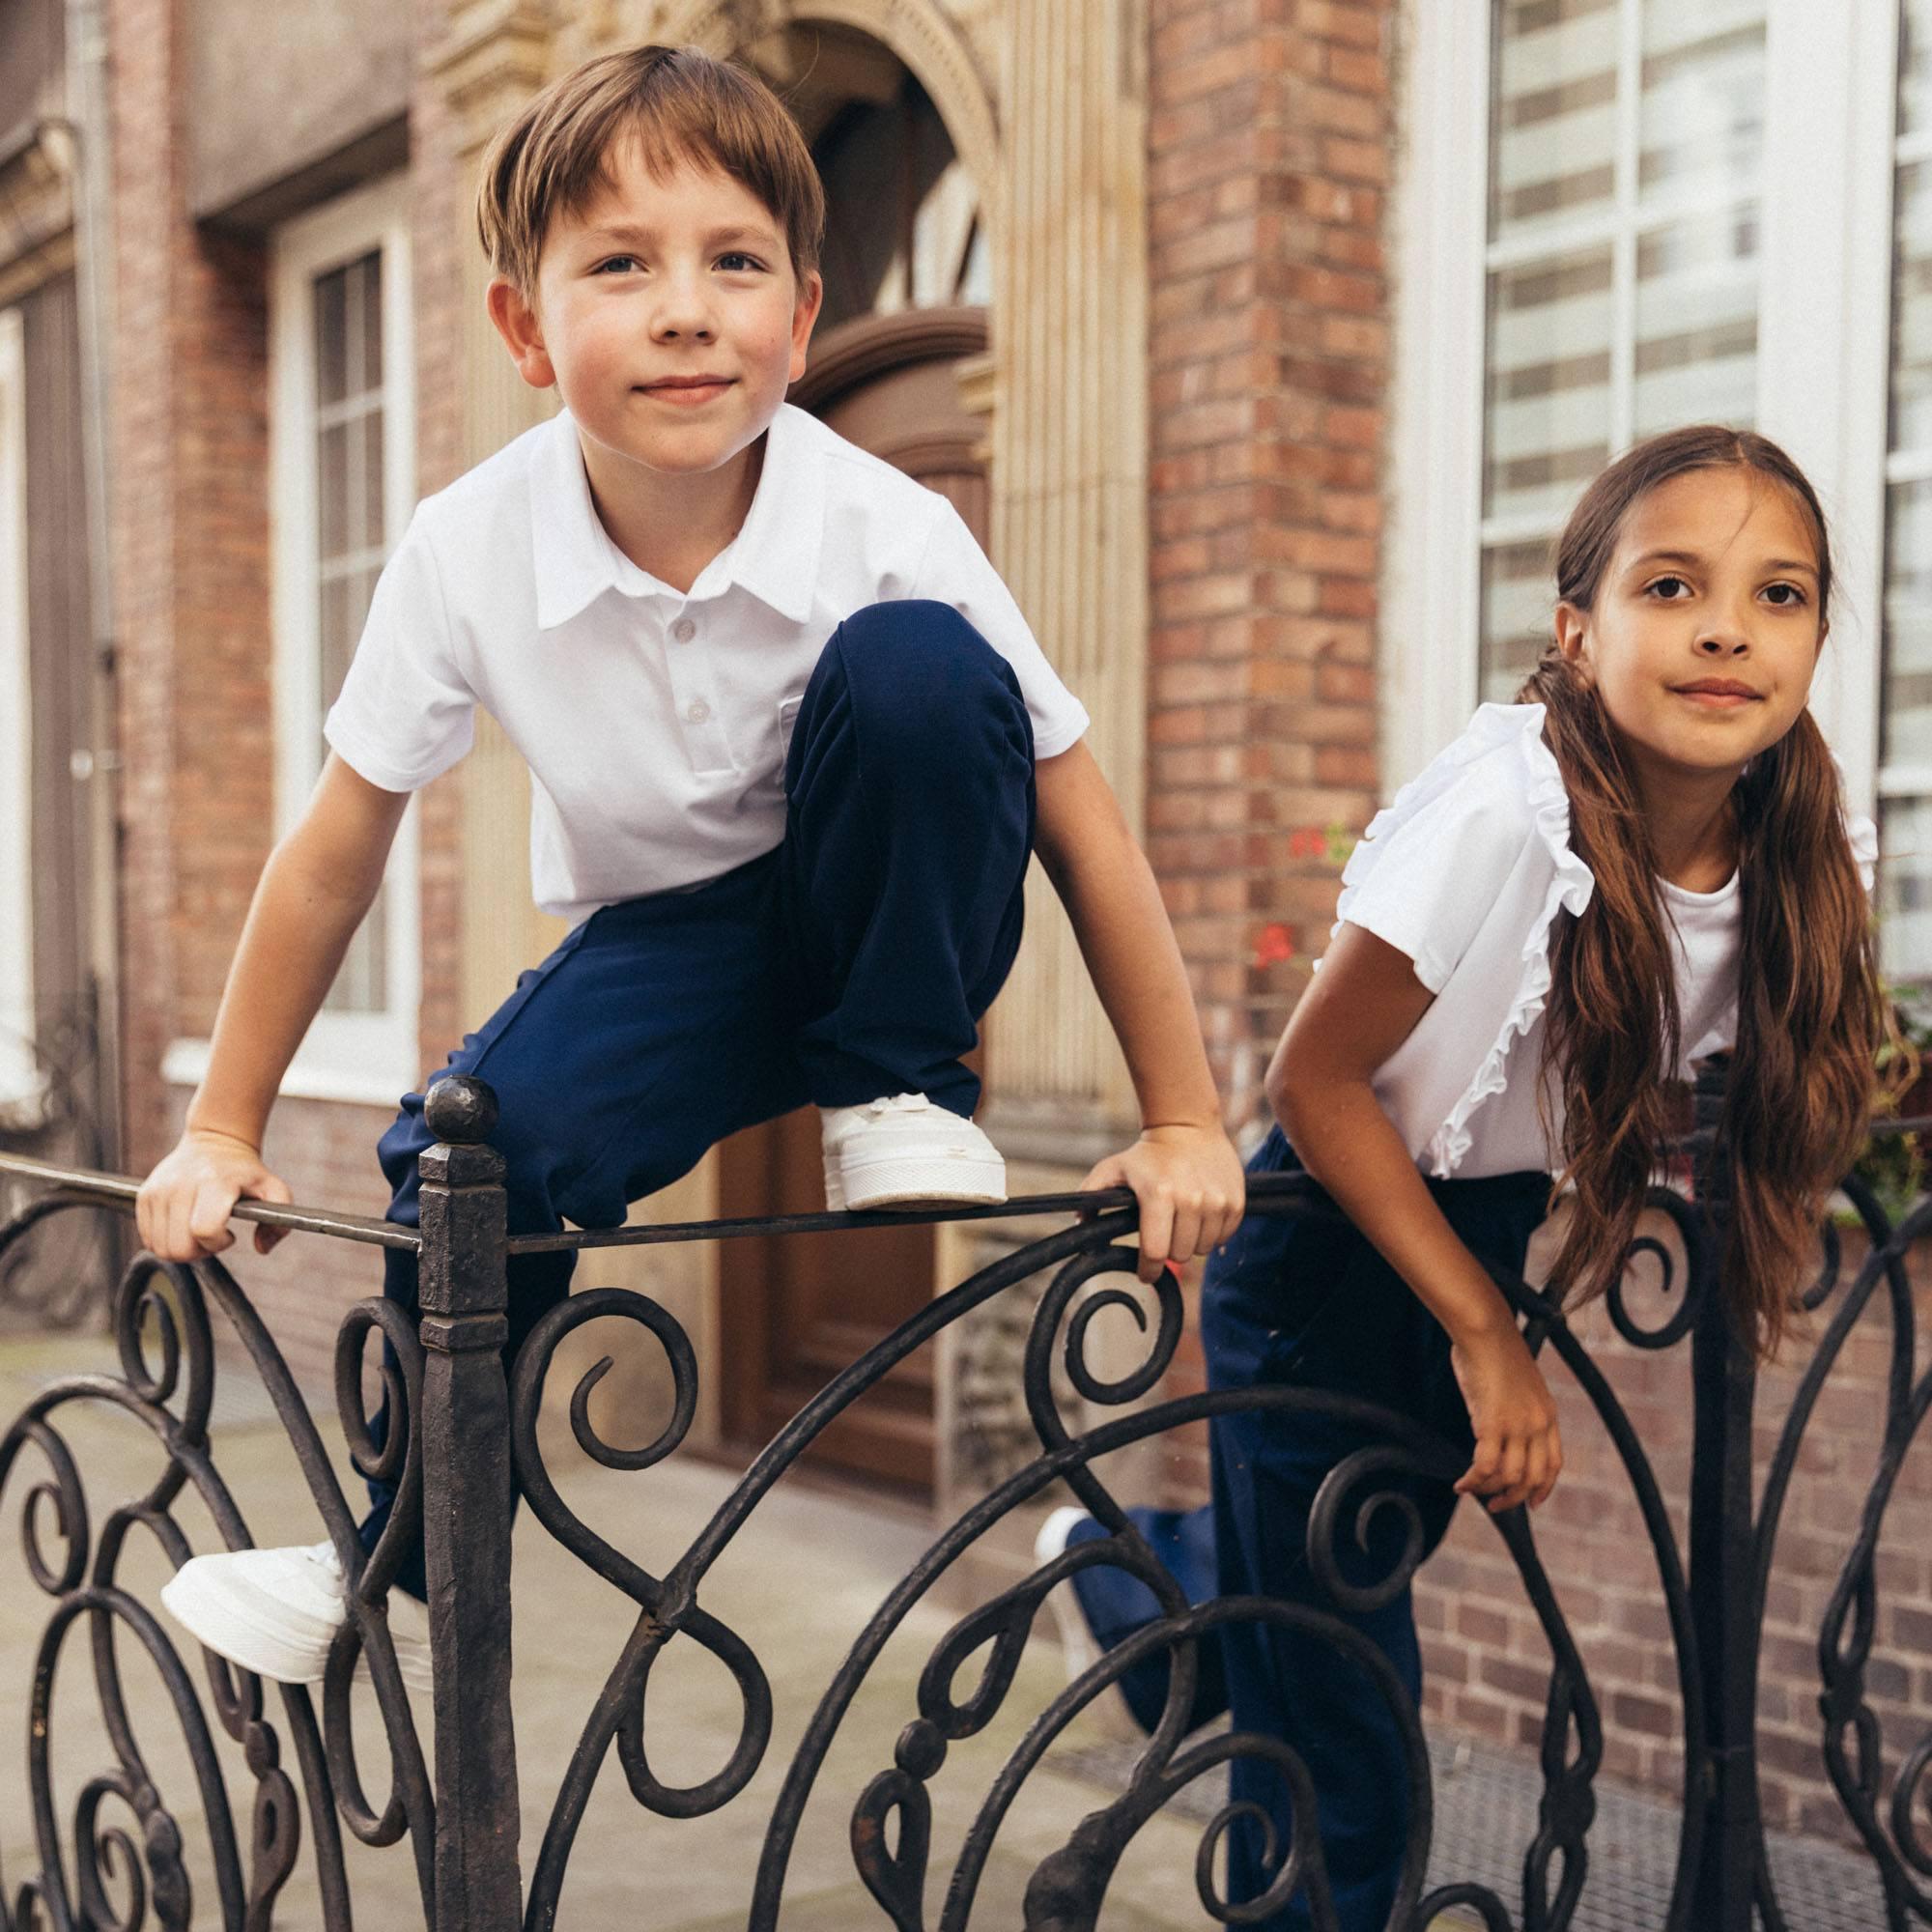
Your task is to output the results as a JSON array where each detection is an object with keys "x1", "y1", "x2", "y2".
[
  {"x1": 1336, "y1": 702, "x2": 1593, "y2": 996},
  {"x1": 1346, "y1": 702, "x2": 1573, "y2": 878}
]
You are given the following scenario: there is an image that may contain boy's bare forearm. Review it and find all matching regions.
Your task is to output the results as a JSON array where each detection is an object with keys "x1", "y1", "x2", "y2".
[
  {"x1": 185, "y1": 833, "x2": 387, "y2": 1149},
  {"x1": 1047, "y1": 833, "x2": 1223, "y2": 1127},
  {"x1": 1034, "y1": 747, "x2": 1223, "y2": 1128}
]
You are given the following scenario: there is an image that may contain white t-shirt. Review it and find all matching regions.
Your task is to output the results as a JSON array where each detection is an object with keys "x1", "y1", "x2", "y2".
[
  {"x1": 1328, "y1": 703, "x2": 1878, "y2": 1179},
  {"x1": 324, "y1": 404, "x2": 1091, "y2": 927}
]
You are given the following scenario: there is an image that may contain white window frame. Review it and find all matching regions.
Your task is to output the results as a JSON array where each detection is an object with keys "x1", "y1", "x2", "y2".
[
  {"x1": 175, "y1": 175, "x2": 420, "y2": 1106},
  {"x1": 0, "y1": 305, "x2": 43, "y2": 1117},
  {"x1": 1388, "y1": 0, "x2": 1903, "y2": 817}
]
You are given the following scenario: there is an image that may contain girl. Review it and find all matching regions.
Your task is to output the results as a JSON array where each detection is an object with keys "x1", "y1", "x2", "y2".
[{"x1": 1039, "y1": 425, "x2": 1884, "y2": 1930}]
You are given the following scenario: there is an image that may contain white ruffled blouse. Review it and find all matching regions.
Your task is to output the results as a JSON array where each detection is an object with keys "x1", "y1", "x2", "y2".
[{"x1": 1329, "y1": 703, "x2": 1879, "y2": 1179}]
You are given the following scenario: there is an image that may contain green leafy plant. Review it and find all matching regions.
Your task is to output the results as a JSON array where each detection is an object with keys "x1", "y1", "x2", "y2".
[{"x1": 1851, "y1": 990, "x2": 1932, "y2": 1221}]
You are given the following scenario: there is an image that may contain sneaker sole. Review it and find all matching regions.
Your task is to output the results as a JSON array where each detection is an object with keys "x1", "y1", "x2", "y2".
[
  {"x1": 827, "y1": 1151, "x2": 1006, "y2": 1212},
  {"x1": 160, "y1": 1566, "x2": 435, "y2": 1694}
]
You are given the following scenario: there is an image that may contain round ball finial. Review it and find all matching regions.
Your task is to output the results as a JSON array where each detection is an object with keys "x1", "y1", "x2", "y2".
[{"x1": 424, "y1": 1075, "x2": 499, "y2": 1145}]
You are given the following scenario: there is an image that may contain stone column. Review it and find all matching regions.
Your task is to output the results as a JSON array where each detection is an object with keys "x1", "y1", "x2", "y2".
[
  {"x1": 981, "y1": 0, "x2": 1151, "y2": 1171},
  {"x1": 429, "y1": 1, "x2": 567, "y2": 1028}
]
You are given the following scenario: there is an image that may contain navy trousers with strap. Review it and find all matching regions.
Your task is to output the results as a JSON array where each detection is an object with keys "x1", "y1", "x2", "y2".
[
  {"x1": 360, "y1": 601, "x2": 1037, "y2": 1593},
  {"x1": 1066, "y1": 1126, "x2": 1548, "y2": 1931}
]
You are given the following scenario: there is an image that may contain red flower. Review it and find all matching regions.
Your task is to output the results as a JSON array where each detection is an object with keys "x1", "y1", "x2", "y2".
[{"x1": 1254, "y1": 923, "x2": 1294, "y2": 969}]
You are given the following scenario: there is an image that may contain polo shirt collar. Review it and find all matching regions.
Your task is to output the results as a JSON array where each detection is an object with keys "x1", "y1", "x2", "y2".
[{"x1": 531, "y1": 404, "x2": 825, "y2": 630}]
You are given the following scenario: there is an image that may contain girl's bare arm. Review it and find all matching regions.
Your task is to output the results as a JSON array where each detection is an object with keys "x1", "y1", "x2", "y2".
[{"x1": 1270, "y1": 923, "x2": 1562, "y2": 1512}]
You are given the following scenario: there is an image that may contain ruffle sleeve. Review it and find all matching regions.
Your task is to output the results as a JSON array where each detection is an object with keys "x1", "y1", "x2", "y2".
[{"x1": 1333, "y1": 702, "x2": 1596, "y2": 1177}]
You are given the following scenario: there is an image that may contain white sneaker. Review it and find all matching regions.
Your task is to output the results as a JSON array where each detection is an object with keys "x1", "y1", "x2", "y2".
[
  {"x1": 1034, "y1": 1506, "x2": 1102, "y2": 1680},
  {"x1": 820, "y1": 1093, "x2": 1006, "y2": 1210},
  {"x1": 160, "y1": 1541, "x2": 433, "y2": 1693},
  {"x1": 1034, "y1": 1506, "x2": 1141, "y2": 1737}
]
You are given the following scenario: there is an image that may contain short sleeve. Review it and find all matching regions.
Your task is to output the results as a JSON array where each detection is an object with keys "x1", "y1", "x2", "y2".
[
  {"x1": 1332, "y1": 703, "x2": 1592, "y2": 997},
  {"x1": 911, "y1": 497, "x2": 1091, "y2": 760},
  {"x1": 1337, "y1": 780, "x2": 1536, "y2": 994},
  {"x1": 323, "y1": 512, "x2": 477, "y2": 793}
]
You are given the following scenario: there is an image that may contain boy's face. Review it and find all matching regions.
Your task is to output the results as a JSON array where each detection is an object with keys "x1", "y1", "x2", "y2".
[{"x1": 489, "y1": 141, "x2": 822, "y2": 484}]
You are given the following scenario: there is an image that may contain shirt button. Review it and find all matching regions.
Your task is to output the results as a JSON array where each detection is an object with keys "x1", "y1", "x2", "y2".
[
  {"x1": 686, "y1": 699, "x2": 710, "y2": 724},
  {"x1": 671, "y1": 616, "x2": 696, "y2": 643}
]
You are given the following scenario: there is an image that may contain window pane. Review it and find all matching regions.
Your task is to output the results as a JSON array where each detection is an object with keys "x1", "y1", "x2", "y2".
[
  {"x1": 363, "y1": 403, "x2": 385, "y2": 549},
  {"x1": 326, "y1": 883, "x2": 388, "y2": 1015},
  {"x1": 1484, "y1": 244, "x2": 1615, "y2": 524},
  {"x1": 1895, "y1": 158, "x2": 1932, "y2": 453},
  {"x1": 1903, "y1": 0, "x2": 1932, "y2": 143},
  {"x1": 1480, "y1": 536, "x2": 1556, "y2": 703},
  {"x1": 1638, "y1": 2, "x2": 1765, "y2": 203},
  {"x1": 1885, "y1": 482, "x2": 1932, "y2": 768},
  {"x1": 1634, "y1": 202, "x2": 1758, "y2": 436},
  {"x1": 319, "y1": 420, "x2": 349, "y2": 558},
  {"x1": 315, "y1": 266, "x2": 348, "y2": 406},
  {"x1": 359, "y1": 253, "x2": 384, "y2": 391},
  {"x1": 1882, "y1": 6, "x2": 1932, "y2": 986},
  {"x1": 318, "y1": 561, "x2": 387, "y2": 1015},
  {"x1": 1490, "y1": 0, "x2": 1619, "y2": 242},
  {"x1": 1881, "y1": 795, "x2": 1932, "y2": 985}
]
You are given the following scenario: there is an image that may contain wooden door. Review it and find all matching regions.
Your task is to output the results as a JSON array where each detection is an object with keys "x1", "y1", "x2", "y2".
[{"x1": 719, "y1": 310, "x2": 991, "y2": 1494}]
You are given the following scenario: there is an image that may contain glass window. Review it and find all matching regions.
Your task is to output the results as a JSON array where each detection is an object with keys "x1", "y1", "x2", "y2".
[
  {"x1": 1880, "y1": 2, "x2": 1932, "y2": 983},
  {"x1": 307, "y1": 250, "x2": 390, "y2": 1015},
  {"x1": 1479, "y1": 0, "x2": 1767, "y2": 700},
  {"x1": 270, "y1": 177, "x2": 417, "y2": 1099}
]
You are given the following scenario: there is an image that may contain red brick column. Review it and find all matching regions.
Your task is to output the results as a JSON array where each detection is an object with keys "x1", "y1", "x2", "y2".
[
  {"x1": 108, "y1": 0, "x2": 271, "y2": 1170},
  {"x1": 1145, "y1": 0, "x2": 1393, "y2": 1126}
]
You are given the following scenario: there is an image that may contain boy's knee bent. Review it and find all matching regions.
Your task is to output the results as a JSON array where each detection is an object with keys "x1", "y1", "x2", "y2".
[{"x1": 827, "y1": 601, "x2": 1029, "y2": 761}]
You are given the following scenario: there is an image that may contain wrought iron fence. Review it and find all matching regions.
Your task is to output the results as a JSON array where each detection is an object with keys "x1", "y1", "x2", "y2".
[{"x1": 0, "y1": 1065, "x2": 1927, "y2": 1931}]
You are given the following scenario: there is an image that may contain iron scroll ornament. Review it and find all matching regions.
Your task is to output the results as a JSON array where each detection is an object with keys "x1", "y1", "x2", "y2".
[
  {"x1": 505, "y1": 1174, "x2": 1697, "y2": 1932},
  {"x1": 0, "y1": 1200, "x2": 437, "y2": 1931}
]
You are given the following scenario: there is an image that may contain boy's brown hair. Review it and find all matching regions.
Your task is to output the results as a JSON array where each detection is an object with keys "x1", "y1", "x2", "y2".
[{"x1": 477, "y1": 44, "x2": 826, "y2": 295}]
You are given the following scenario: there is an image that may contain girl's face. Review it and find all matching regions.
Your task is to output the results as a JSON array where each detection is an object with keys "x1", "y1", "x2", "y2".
[{"x1": 1554, "y1": 467, "x2": 1826, "y2": 790}]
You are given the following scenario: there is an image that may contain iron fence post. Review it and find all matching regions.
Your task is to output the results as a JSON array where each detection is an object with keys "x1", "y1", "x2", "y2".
[
  {"x1": 418, "y1": 1075, "x2": 524, "y2": 1932},
  {"x1": 1687, "y1": 1057, "x2": 1759, "y2": 1928}
]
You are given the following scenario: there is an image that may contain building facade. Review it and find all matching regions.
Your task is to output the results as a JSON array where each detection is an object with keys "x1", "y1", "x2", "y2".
[{"x1": 44, "y1": 0, "x2": 1932, "y2": 1842}]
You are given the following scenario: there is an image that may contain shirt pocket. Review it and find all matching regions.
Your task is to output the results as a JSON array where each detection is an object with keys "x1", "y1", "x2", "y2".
[{"x1": 778, "y1": 695, "x2": 805, "y2": 774}]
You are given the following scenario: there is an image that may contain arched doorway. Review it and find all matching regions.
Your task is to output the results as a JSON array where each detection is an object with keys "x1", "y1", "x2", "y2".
[{"x1": 718, "y1": 43, "x2": 994, "y2": 1497}]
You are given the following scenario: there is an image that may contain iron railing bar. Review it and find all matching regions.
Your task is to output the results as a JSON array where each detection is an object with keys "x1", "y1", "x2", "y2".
[
  {"x1": 0, "y1": 1151, "x2": 420, "y2": 1249},
  {"x1": 507, "y1": 1186, "x2": 1142, "y2": 1252},
  {"x1": 14, "y1": 1119, "x2": 1932, "y2": 1259}
]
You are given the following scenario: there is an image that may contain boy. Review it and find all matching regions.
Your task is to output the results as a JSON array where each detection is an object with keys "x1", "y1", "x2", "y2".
[{"x1": 140, "y1": 44, "x2": 1243, "y2": 1688}]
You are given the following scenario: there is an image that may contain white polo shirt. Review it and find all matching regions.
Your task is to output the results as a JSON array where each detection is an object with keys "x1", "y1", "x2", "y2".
[{"x1": 324, "y1": 404, "x2": 1091, "y2": 927}]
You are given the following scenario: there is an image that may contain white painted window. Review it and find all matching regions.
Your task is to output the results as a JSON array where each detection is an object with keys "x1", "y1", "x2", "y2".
[
  {"x1": 0, "y1": 306, "x2": 41, "y2": 1118},
  {"x1": 268, "y1": 176, "x2": 419, "y2": 1101},
  {"x1": 1392, "y1": 0, "x2": 1907, "y2": 950},
  {"x1": 1879, "y1": 2, "x2": 1932, "y2": 978}
]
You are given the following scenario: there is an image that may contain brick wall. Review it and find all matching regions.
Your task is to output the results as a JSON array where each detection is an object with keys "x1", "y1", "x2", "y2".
[
  {"x1": 409, "y1": 0, "x2": 469, "y2": 1071},
  {"x1": 1144, "y1": 0, "x2": 1390, "y2": 1130},
  {"x1": 109, "y1": 0, "x2": 278, "y2": 1145}
]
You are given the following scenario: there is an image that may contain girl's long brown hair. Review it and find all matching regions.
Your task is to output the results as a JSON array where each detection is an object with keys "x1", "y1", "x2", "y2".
[{"x1": 1519, "y1": 426, "x2": 1886, "y2": 1357}]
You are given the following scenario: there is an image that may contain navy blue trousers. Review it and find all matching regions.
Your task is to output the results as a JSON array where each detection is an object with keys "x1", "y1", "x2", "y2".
[
  {"x1": 361, "y1": 602, "x2": 1036, "y2": 1592},
  {"x1": 1067, "y1": 1126, "x2": 1548, "y2": 1930}
]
